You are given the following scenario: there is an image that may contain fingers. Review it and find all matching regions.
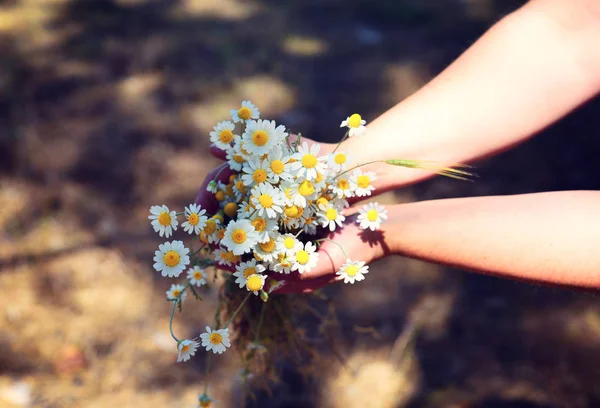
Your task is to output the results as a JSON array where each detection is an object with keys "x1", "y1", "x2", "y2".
[
  {"x1": 195, "y1": 163, "x2": 232, "y2": 214},
  {"x1": 210, "y1": 144, "x2": 228, "y2": 160}
]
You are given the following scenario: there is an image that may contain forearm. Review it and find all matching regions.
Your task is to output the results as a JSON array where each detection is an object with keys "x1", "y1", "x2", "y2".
[
  {"x1": 382, "y1": 191, "x2": 600, "y2": 288},
  {"x1": 342, "y1": 0, "x2": 600, "y2": 191}
]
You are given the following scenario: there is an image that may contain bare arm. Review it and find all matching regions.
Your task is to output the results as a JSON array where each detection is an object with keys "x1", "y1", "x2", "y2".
[{"x1": 342, "y1": 0, "x2": 600, "y2": 192}]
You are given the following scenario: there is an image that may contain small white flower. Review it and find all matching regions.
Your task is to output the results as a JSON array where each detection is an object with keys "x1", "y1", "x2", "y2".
[
  {"x1": 148, "y1": 205, "x2": 178, "y2": 238},
  {"x1": 254, "y1": 234, "x2": 281, "y2": 263},
  {"x1": 166, "y1": 283, "x2": 187, "y2": 303},
  {"x1": 241, "y1": 157, "x2": 270, "y2": 188},
  {"x1": 290, "y1": 241, "x2": 319, "y2": 274},
  {"x1": 248, "y1": 214, "x2": 278, "y2": 243},
  {"x1": 265, "y1": 147, "x2": 294, "y2": 183},
  {"x1": 182, "y1": 203, "x2": 208, "y2": 235},
  {"x1": 206, "y1": 180, "x2": 218, "y2": 193},
  {"x1": 336, "y1": 259, "x2": 368, "y2": 284},
  {"x1": 276, "y1": 233, "x2": 302, "y2": 256},
  {"x1": 177, "y1": 339, "x2": 199, "y2": 362},
  {"x1": 350, "y1": 169, "x2": 377, "y2": 197},
  {"x1": 318, "y1": 202, "x2": 346, "y2": 232},
  {"x1": 230, "y1": 100, "x2": 260, "y2": 123},
  {"x1": 233, "y1": 259, "x2": 266, "y2": 288},
  {"x1": 327, "y1": 151, "x2": 353, "y2": 172},
  {"x1": 245, "y1": 273, "x2": 267, "y2": 295},
  {"x1": 209, "y1": 120, "x2": 237, "y2": 150},
  {"x1": 330, "y1": 176, "x2": 356, "y2": 199},
  {"x1": 357, "y1": 202, "x2": 388, "y2": 231},
  {"x1": 214, "y1": 247, "x2": 239, "y2": 267},
  {"x1": 340, "y1": 113, "x2": 366, "y2": 137},
  {"x1": 221, "y1": 219, "x2": 259, "y2": 255},
  {"x1": 287, "y1": 179, "x2": 318, "y2": 207},
  {"x1": 250, "y1": 182, "x2": 285, "y2": 219},
  {"x1": 241, "y1": 119, "x2": 279, "y2": 156},
  {"x1": 289, "y1": 142, "x2": 326, "y2": 181},
  {"x1": 237, "y1": 201, "x2": 255, "y2": 219},
  {"x1": 153, "y1": 240, "x2": 190, "y2": 277},
  {"x1": 200, "y1": 326, "x2": 231, "y2": 354},
  {"x1": 187, "y1": 266, "x2": 207, "y2": 287},
  {"x1": 271, "y1": 253, "x2": 293, "y2": 274},
  {"x1": 226, "y1": 140, "x2": 247, "y2": 172}
]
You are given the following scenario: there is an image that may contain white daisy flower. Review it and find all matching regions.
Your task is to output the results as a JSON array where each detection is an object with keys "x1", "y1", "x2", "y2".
[
  {"x1": 327, "y1": 151, "x2": 353, "y2": 172},
  {"x1": 226, "y1": 145, "x2": 247, "y2": 172},
  {"x1": 302, "y1": 216, "x2": 318, "y2": 235},
  {"x1": 237, "y1": 201, "x2": 255, "y2": 219},
  {"x1": 312, "y1": 169, "x2": 329, "y2": 192},
  {"x1": 350, "y1": 169, "x2": 377, "y2": 197},
  {"x1": 230, "y1": 100, "x2": 260, "y2": 123},
  {"x1": 241, "y1": 119, "x2": 279, "y2": 156},
  {"x1": 182, "y1": 203, "x2": 208, "y2": 235},
  {"x1": 249, "y1": 214, "x2": 278, "y2": 243},
  {"x1": 254, "y1": 234, "x2": 281, "y2": 263},
  {"x1": 271, "y1": 253, "x2": 293, "y2": 274},
  {"x1": 265, "y1": 147, "x2": 294, "y2": 183},
  {"x1": 153, "y1": 240, "x2": 190, "y2": 277},
  {"x1": 177, "y1": 339, "x2": 199, "y2": 363},
  {"x1": 289, "y1": 142, "x2": 326, "y2": 181},
  {"x1": 241, "y1": 157, "x2": 270, "y2": 187},
  {"x1": 340, "y1": 113, "x2": 367, "y2": 137},
  {"x1": 148, "y1": 205, "x2": 178, "y2": 238},
  {"x1": 330, "y1": 176, "x2": 355, "y2": 199},
  {"x1": 215, "y1": 247, "x2": 240, "y2": 267},
  {"x1": 357, "y1": 202, "x2": 388, "y2": 231},
  {"x1": 233, "y1": 259, "x2": 266, "y2": 288},
  {"x1": 318, "y1": 202, "x2": 345, "y2": 232},
  {"x1": 281, "y1": 203, "x2": 304, "y2": 227},
  {"x1": 288, "y1": 179, "x2": 318, "y2": 207},
  {"x1": 166, "y1": 283, "x2": 187, "y2": 303},
  {"x1": 209, "y1": 120, "x2": 237, "y2": 150},
  {"x1": 276, "y1": 233, "x2": 302, "y2": 256},
  {"x1": 199, "y1": 218, "x2": 221, "y2": 244},
  {"x1": 290, "y1": 241, "x2": 319, "y2": 274},
  {"x1": 336, "y1": 259, "x2": 369, "y2": 284},
  {"x1": 221, "y1": 219, "x2": 259, "y2": 255},
  {"x1": 187, "y1": 266, "x2": 207, "y2": 287},
  {"x1": 250, "y1": 182, "x2": 285, "y2": 219},
  {"x1": 232, "y1": 177, "x2": 248, "y2": 201},
  {"x1": 245, "y1": 273, "x2": 267, "y2": 295},
  {"x1": 200, "y1": 326, "x2": 231, "y2": 354},
  {"x1": 206, "y1": 180, "x2": 218, "y2": 193}
]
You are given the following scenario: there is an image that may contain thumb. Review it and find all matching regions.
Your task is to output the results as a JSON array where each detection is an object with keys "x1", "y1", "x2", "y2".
[{"x1": 301, "y1": 239, "x2": 348, "y2": 280}]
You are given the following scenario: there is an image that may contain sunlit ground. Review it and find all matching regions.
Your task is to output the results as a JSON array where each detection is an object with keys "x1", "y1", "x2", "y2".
[{"x1": 2, "y1": 0, "x2": 600, "y2": 407}]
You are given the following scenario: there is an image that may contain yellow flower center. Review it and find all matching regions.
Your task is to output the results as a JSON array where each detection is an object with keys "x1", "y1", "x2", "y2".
[
  {"x1": 253, "y1": 169, "x2": 268, "y2": 184},
  {"x1": 209, "y1": 332, "x2": 223, "y2": 345},
  {"x1": 259, "y1": 239, "x2": 275, "y2": 253},
  {"x1": 218, "y1": 229, "x2": 226, "y2": 239},
  {"x1": 252, "y1": 130, "x2": 269, "y2": 146},
  {"x1": 334, "y1": 153, "x2": 347, "y2": 165},
  {"x1": 158, "y1": 212, "x2": 171, "y2": 226},
  {"x1": 301, "y1": 154, "x2": 318, "y2": 169},
  {"x1": 258, "y1": 194, "x2": 273, "y2": 208},
  {"x1": 172, "y1": 289, "x2": 181, "y2": 298},
  {"x1": 224, "y1": 202, "x2": 238, "y2": 218},
  {"x1": 316, "y1": 197, "x2": 329, "y2": 208},
  {"x1": 181, "y1": 344, "x2": 190, "y2": 353},
  {"x1": 219, "y1": 129, "x2": 234, "y2": 144},
  {"x1": 284, "y1": 237, "x2": 296, "y2": 250},
  {"x1": 296, "y1": 250, "x2": 309, "y2": 265},
  {"x1": 271, "y1": 160, "x2": 285, "y2": 174},
  {"x1": 238, "y1": 107, "x2": 251, "y2": 120},
  {"x1": 235, "y1": 180, "x2": 246, "y2": 193},
  {"x1": 357, "y1": 175, "x2": 371, "y2": 188},
  {"x1": 215, "y1": 190, "x2": 226, "y2": 201},
  {"x1": 204, "y1": 220, "x2": 217, "y2": 234},
  {"x1": 337, "y1": 179, "x2": 349, "y2": 190},
  {"x1": 298, "y1": 180, "x2": 315, "y2": 196},
  {"x1": 246, "y1": 275, "x2": 264, "y2": 292},
  {"x1": 194, "y1": 271, "x2": 203, "y2": 280},
  {"x1": 226, "y1": 183, "x2": 234, "y2": 196},
  {"x1": 348, "y1": 113, "x2": 362, "y2": 128},
  {"x1": 284, "y1": 205, "x2": 303, "y2": 219},
  {"x1": 251, "y1": 217, "x2": 267, "y2": 232},
  {"x1": 231, "y1": 229, "x2": 247, "y2": 244},
  {"x1": 163, "y1": 250, "x2": 180, "y2": 267},
  {"x1": 213, "y1": 214, "x2": 224, "y2": 223},
  {"x1": 243, "y1": 267, "x2": 257, "y2": 278},
  {"x1": 226, "y1": 251, "x2": 240, "y2": 264},
  {"x1": 325, "y1": 208, "x2": 338, "y2": 221},
  {"x1": 233, "y1": 154, "x2": 245, "y2": 163},
  {"x1": 346, "y1": 265, "x2": 359, "y2": 277},
  {"x1": 188, "y1": 213, "x2": 199, "y2": 225},
  {"x1": 366, "y1": 209, "x2": 379, "y2": 222},
  {"x1": 314, "y1": 172, "x2": 323, "y2": 183}
]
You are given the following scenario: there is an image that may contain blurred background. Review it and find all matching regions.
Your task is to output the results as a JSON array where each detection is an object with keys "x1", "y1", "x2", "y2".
[{"x1": 2, "y1": 0, "x2": 600, "y2": 407}]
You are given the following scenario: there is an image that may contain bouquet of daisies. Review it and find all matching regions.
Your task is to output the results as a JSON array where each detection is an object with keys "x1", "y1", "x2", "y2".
[{"x1": 148, "y1": 101, "x2": 472, "y2": 404}]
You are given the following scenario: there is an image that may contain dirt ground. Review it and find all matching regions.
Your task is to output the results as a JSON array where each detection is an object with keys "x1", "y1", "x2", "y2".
[{"x1": 2, "y1": 0, "x2": 600, "y2": 407}]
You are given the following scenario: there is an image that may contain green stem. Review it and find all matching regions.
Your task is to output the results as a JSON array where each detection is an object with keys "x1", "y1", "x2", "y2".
[
  {"x1": 224, "y1": 293, "x2": 252, "y2": 329},
  {"x1": 315, "y1": 238, "x2": 350, "y2": 259},
  {"x1": 333, "y1": 160, "x2": 384, "y2": 179},
  {"x1": 169, "y1": 300, "x2": 179, "y2": 342},
  {"x1": 331, "y1": 130, "x2": 349, "y2": 154}
]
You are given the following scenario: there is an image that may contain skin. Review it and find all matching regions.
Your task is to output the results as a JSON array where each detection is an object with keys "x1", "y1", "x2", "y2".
[{"x1": 197, "y1": 0, "x2": 600, "y2": 292}]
